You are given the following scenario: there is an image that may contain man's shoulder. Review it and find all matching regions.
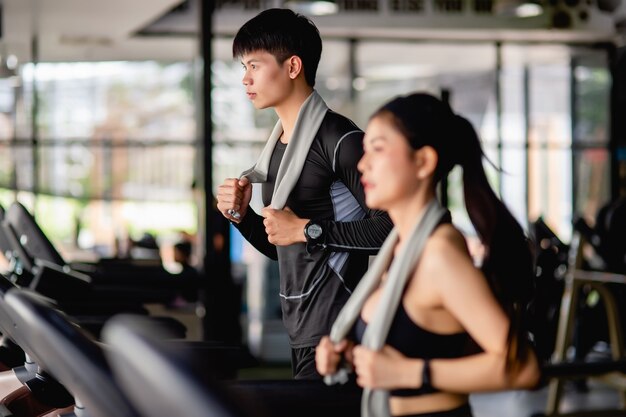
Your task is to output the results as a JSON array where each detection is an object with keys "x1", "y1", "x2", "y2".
[
  {"x1": 323, "y1": 109, "x2": 361, "y2": 132},
  {"x1": 317, "y1": 110, "x2": 363, "y2": 145}
]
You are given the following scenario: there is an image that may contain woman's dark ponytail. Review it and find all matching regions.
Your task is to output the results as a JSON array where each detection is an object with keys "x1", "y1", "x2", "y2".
[
  {"x1": 455, "y1": 115, "x2": 534, "y2": 366},
  {"x1": 376, "y1": 93, "x2": 535, "y2": 366}
]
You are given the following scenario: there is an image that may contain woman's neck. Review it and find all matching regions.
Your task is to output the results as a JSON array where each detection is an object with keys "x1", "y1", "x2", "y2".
[{"x1": 387, "y1": 189, "x2": 437, "y2": 242}]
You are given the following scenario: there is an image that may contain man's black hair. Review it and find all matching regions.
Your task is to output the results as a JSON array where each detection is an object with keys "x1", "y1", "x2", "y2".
[{"x1": 232, "y1": 8, "x2": 322, "y2": 87}]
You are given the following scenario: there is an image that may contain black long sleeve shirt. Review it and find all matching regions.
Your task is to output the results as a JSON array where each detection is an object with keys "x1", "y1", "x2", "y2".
[{"x1": 234, "y1": 110, "x2": 392, "y2": 347}]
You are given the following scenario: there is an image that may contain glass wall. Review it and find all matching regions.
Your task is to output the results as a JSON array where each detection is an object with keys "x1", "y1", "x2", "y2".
[
  {"x1": 0, "y1": 38, "x2": 612, "y2": 275},
  {"x1": 0, "y1": 62, "x2": 198, "y2": 261},
  {"x1": 0, "y1": 34, "x2": 612, "y2": 357},
  {"x1": 572, "y1": 50, "x2": 611, "y2": 226},
  {"x1": 210, "y1": 38, "x2": 611, "y2": 357},
  {"x1": 211, "y1": 40, "x2": 611, "y2": 258}
]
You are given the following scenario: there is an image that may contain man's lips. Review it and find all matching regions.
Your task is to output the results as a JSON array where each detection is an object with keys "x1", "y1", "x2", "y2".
[{"x1": 247, "y1": 92, "x2": 256, "y2": 99}]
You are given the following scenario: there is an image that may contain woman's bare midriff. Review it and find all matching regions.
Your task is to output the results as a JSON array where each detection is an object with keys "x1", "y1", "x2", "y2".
[{"x1": 390, "y1": 392, "x2": 468, "y2": 416}]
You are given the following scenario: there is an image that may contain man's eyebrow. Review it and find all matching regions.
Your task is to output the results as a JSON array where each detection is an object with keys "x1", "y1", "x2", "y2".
[{"x1": 242, "y1": 58, "x2": 262, "y2": 65}]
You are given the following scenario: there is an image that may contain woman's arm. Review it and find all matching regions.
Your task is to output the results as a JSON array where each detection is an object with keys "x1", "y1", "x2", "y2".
[
  {"x1": 352, "y1": 229, "x2": 540, "y2": 392},
  {"x1": 417, "y1": 231, "x2": 540, "y2": 392}
]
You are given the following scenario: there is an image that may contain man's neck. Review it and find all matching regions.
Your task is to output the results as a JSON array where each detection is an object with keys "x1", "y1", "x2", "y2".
[{"x1": 274, "y1": 86, "x2": 314, "y2": 144}]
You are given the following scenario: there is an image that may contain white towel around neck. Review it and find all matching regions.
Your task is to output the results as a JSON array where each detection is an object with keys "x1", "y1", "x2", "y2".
[
  {"x1": 239, "y1": 90, "x2": 328, "y2": 209},
  {"x1": 326, "y1": 199, "x2": 447, "y2": 417}
]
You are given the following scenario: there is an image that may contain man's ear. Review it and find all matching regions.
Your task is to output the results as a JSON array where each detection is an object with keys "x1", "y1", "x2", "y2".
[
  {"x1": 287, "y1": 55, "x2": 303, "y2": 80},
  {"x1": 415, "y1": 146, "x2": 438, "y2": 179}
]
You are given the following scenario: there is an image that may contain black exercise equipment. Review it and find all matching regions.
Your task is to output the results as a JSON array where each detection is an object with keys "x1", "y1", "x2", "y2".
[
  {"x1": 226, "y1": 379, "x2": 362, "y2": 417},
  {"x1": 3, "y1": 287, "x2": 140, "y2": 417},
  {"x1": 540, "y1": 232, "x2": 626, "y2": 417},
  {"x1": 593, "y1": 198, "x2": 626, "y2": 273},
  {"x1": 1, "y1": 202, "x2": 92, "y2": 295},
  {"x1": 2, "y1": 201, "x2": 187, "y2": 306},
  {"x1": 0, "y1": 205, "x2": 12, "y2": 264},
  {"x1": 543, "y1": 358, "x2": 626, "y2": 379},
  {"x1": 4, "y1": 202, "x2": 64, "y2": 268},
  {"x1": 572, "y1": 197, "x2": 626, "y2": 274},
  {"x1": 0, "y1": 279, "x2": 75, "y2": 416},
  {"x1": 528, "y1": 217, "x2": 569, "y2": 361},
  {"x1": 103, "y1": 314, "x2": 244, "y2": 417},
  {"x1": 103, "y1": 315, "x2": 361, "y2": 417},
  {"x1": 0, "y1": 202, "x2": 187, "y2": 339},
  {"x1": 0, "y1": 275, "x2": 25, "y2": 371}
]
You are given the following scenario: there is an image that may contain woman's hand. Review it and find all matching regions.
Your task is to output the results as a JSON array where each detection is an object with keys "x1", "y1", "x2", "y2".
[
  {"x1": 315, "y1": 336, "x2": 354, "y2": 376},
  {"x1": 353, "y1": 344, "x2": 418, "y2": 389}
]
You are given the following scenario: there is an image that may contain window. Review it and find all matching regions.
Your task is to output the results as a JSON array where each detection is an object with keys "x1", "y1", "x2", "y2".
[{"x1": 1, "y1": 62, "x2": 198, "y2": 258}]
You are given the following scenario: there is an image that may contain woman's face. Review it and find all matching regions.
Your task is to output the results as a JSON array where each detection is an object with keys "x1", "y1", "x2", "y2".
[{"x1": 358, "y1": 115, "x2": 421, "y2": 211}]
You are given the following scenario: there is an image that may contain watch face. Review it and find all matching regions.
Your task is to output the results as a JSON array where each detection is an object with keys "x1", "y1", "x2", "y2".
[{"x1": 306, "y1": 223, "x2": 323, "y2": 239}]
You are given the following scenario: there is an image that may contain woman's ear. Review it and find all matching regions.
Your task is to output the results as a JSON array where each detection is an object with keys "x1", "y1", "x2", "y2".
[
  {"x1": 287, "y1": 55, "x2": 303, "y2": 80},
  {"x1": 414, "y1": 146, "x2": 438, "y2": 179}
]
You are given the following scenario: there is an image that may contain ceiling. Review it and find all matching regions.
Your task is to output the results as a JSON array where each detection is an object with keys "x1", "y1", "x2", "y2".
[
  {"x1": 2, "y1": 0, "x2": 196, "y2": 63},
  {"x1": 1, "y1": 0, "x2": 625, "y2": 64}
]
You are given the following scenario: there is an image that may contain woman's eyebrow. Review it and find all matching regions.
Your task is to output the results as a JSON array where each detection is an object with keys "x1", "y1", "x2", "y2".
[{"x1": 364, "y1": 135, "x2": 387, "y2": 145}]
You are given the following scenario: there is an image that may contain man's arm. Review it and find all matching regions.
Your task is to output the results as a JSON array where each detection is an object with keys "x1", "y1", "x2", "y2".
[
  {"x1": 217, "y1": 177, "x2": 278, "y2": 260},
  {"x1": 317, "y1": 212, "x2": 392, "y2": 254},
  {"x1": 232, "y1": 210, "x2": 278, "y2": 260},
  {"x1": 311, "y1": 130, "x2": 392, "y2": 254}
]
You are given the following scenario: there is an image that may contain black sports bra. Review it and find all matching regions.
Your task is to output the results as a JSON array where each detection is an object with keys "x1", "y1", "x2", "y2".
[{"x1": 354, "y1": 302, "x2": 472, "y2": 397}]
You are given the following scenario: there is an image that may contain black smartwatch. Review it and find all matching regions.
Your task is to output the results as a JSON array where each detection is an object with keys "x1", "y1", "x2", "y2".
[
  {"x1": 304, "y1": 220, "x2": 324, "y2": 243},
  {"x1": 304, "y1": 220, "x2": 325, "y2": 252}
]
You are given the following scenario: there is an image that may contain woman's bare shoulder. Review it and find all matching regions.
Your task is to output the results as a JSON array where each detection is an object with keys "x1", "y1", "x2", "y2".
[
  {"x1": 428, "y1": 223, "x2": 469, "y2": 255},
  {"x1": 413, "y1": 224, "x2": 475, "y2": 283}
]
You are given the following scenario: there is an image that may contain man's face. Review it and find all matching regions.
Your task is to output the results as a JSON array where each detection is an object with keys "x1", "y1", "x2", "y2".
[{"x1": 240, "y1": 50, "x2": 292, "y2": 109}]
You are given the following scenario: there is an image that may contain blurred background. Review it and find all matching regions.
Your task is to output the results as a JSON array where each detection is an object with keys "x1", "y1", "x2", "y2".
[{"x1": 0, "y1": 0, "x2": 624, "y2": 364}]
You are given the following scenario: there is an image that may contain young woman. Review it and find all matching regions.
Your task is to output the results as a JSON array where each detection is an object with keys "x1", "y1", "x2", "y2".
[{"x1": 316, "y1": 93, "x2": 541, "y2": 417}]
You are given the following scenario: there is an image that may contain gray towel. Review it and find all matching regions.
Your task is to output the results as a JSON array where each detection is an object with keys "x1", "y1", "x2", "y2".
[
  {"x1": 236, "y1": 90, "x2": 328, "y2": 210},
  {"x1": 326, "y1": 199, "x2": 446, "y2": 417}
]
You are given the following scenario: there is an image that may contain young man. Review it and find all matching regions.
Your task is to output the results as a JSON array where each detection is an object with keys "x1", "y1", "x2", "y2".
[{"x1": 216, "y1": 8, "x2": 392, "y2": 380}]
